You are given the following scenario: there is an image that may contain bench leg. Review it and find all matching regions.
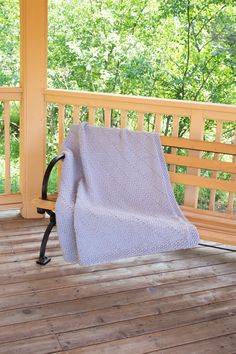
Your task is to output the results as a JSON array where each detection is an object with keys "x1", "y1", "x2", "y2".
[{"x1": 36, "y1": 213, "x2": 56, "y2": 265}]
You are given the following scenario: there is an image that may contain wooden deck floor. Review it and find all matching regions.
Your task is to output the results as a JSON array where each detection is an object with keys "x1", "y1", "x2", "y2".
[{"x1": 0, "y1": 212, "x2": 236, "y2": 354}]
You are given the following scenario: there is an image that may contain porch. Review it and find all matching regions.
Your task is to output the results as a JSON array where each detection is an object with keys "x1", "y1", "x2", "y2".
[
  {"x1": 1, "y1": 1, "x2": 236, "y2": 244},
  {"x1": 0, "y1": 212, "x2": 236, "y2": 354},
  {"x1": 2, "y1": 86, "x2": 236, "y2": 246},
  {"x1": 1, "y1": 1, "x2": 236, "y2": 353}
]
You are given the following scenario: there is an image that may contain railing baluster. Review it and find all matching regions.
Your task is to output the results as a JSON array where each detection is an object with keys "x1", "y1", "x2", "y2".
[
  {"x1": 58, "y1": 104, "x2": 65, "y2": 181},
  {"x1": 0, "y1": 90, "x2": 22, "y2": 211},
  {"x1": 209, "y1": 121, "x2": 222, "y2": 211},
  {"x1": 120, "y1": 110, "x2": 127, "y2": 128},
  {"x1": 137, "y1": 112, "x2": 144, "y2": 131},
  {"x1": 104, "y1": 109, "x2": 111, "y2": 128},
  {"x1": 73, "y1": 105, "x2": 80, "y2": 124},
  {"x1": 154, "y1": 114, "x2": 162, "y2": 133},
  {"x1": 89, "y1": 107, "x2": 96, "y2": 126},
  {"x1": 184, "y1": 112, "x2": 204, "y2": 208},
  {"x1": 227, "y1": 131, "x2": 236, "y2": 214},
  {"x1": 169, "y1": 115, "x2": 179, "y2": 174},
  {"x1": 58, "y1": 104, "x2": 65, "y2": 151},
  {"x1": 4, "y1": 101, "x2": 11, "y2": 194}
]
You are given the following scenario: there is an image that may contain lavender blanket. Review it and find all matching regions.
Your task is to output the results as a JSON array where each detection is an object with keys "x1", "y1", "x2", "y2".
[{"x1": 55, "y1": 122, "x2": 199, "y2": 265}]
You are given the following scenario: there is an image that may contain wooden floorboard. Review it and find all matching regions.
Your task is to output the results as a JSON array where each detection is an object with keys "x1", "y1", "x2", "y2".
[
  {"x1": 150, "y1": 333, "x2": 236, "y2": 354},
  {"x1": 0, "y1": 213, "x2": 236, "y2": 353}
]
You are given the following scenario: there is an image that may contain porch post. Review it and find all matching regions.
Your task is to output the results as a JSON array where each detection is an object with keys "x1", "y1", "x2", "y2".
[{"x1": 20, "y1": 0, "x2": 48, "y2": 218}]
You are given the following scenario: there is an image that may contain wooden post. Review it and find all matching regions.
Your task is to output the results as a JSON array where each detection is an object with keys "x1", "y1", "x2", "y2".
[{"x1": 20, "y1": 0, "x2": 48, "y2": 218}]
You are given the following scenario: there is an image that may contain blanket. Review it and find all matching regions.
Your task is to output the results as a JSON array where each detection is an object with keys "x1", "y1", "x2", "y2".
[{"x1": 55, "y1": 122, "x2": 199, "y2": 265}]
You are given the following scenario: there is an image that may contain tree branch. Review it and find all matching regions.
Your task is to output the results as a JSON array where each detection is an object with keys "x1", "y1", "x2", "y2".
[
  {"x1": 194, "y1": 4, "x2": 226, "y2": 38},
  {"x1": 199, "y1": 27, "x2": 225, "y2": 51},
  {"x1": 193, "y1": 67, "x2": 216, "y2": 101},
  {"x1": 131, "y1": 0, "x2": 149, "y2": 35},
  {"x1": 180, "y1": 0, "x2": 191, "y2": 99},
  {"x1": 111, "y1": 60, "x2": 121, "y2": 92}
]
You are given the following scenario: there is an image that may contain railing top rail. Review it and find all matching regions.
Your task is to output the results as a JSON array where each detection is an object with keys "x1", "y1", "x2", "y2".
[
  {"x1": 0, "y1": 87, "x2": 22, "y2": 100},
  {"x1": 45, "y1": 88, "x2": 236, "y2": 114},
  {"x1": 0, "y1": 87, "x2": 23, "y2": 93}
]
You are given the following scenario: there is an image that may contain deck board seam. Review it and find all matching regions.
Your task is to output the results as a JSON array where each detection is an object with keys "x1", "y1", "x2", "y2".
[
  {"x1": 1, "y1": 294, "x2": 236, "y2": 334},
  {"x1": 1, "y1": 303, "x2": 236, "y2": 348},
  {"x1": 0, "y1": 258, "x2": 234, "y2": 288},
  {"x1": 54, "y1": 315, "x2": 236, "y2": 352},
  {"x1": 0, "y1": 263, "x2": 236, "y2": 299},
  {"x1": 1, "y1": 272, "x2": 236, "y2": 313},
  {"x1": 145, "y1": 332, "x2": 236, "y2": 354}
]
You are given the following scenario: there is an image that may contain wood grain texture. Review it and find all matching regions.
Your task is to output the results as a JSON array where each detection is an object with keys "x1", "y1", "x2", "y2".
[
  {"x1": 150, "y1": 333, "x2": 236, "y2": 354},
  {"x1": 58, "y1": 316, "x2": 236, "y2": 353},
  {"x1": 0, "y1": 215, "x2": 235, "y2": 353}
]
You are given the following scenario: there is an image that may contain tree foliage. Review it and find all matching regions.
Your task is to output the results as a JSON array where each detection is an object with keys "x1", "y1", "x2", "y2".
[
  {"x1": 0, "y1": 0, "x2": 19, "y2": 86},
  {"x1": 0, "y1": 0, "x2": 235, "y2": 207},
  {"x1": 48, "y1": 0, "x2": 236, "y2": 104},
  {"x1": 0, "y1": 0, "x2": 234, "y2": 104}
]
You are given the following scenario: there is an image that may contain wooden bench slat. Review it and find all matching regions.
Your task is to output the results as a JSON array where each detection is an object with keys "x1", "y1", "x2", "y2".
[
  {"x1": 165, "y1": 154, "x2": 236, "y2": 174},
  {"x1": 161, "y1": 136, "x2": 236, "y2": 155},
  {"x1": 170, "y1": 172, "x2": 236, "y2": 193},
  {"x1": 33, "y1": 198, "x2": 56, "y2": 211}
]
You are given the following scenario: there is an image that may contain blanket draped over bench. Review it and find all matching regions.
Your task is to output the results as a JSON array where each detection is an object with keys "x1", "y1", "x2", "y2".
[{"x1": 55, "y1": 122, "x2": 199, "y2": 265}]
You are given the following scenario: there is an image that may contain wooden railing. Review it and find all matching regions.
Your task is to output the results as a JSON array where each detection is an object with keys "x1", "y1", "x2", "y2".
[
  {"x1": 0, "y1": 87, "x2": 22, "y2": 210},
  {"x1": 45, "y1": 89, "x2": 236, "y2": 217},
  {"x1": 1, "y1": 86, "x2": 236, "y2": 225}
]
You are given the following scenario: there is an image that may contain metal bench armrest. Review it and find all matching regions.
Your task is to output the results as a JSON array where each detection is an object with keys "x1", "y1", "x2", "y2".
[
  {"x1": 37, "y1": 153, "x2": 65, "y2": 216},
  {"x1": 42, "y1": 153, "x2": 65, "y2": 200}
]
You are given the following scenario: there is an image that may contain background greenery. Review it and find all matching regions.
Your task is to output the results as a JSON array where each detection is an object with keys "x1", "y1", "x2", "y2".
[{"x1": 0, "y1": 0, "x2": 235, "y2": 210}]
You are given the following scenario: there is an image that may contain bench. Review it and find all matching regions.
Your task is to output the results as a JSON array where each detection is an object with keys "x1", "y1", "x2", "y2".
[{"x1": 34, "y1": 135, "x2": 236, "y2": 265}]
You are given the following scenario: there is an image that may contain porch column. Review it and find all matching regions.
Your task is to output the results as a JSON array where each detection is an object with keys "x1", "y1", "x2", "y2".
[{"x1": 20, "y1": 0, "x2": 48, "y2": 218}]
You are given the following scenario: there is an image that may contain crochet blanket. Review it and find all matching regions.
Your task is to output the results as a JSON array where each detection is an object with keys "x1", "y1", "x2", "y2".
[{"x1": 55, "y1": 122, "x2": 199, "y2": 265}]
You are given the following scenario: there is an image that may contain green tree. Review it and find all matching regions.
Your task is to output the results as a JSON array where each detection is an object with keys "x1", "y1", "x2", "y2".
[
  {"x1": 0, "y1": 0, "x2": 20, "y2": 86},
  {"x1": 48, "y1": 0, "x2": 236, "y2": 104}
]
